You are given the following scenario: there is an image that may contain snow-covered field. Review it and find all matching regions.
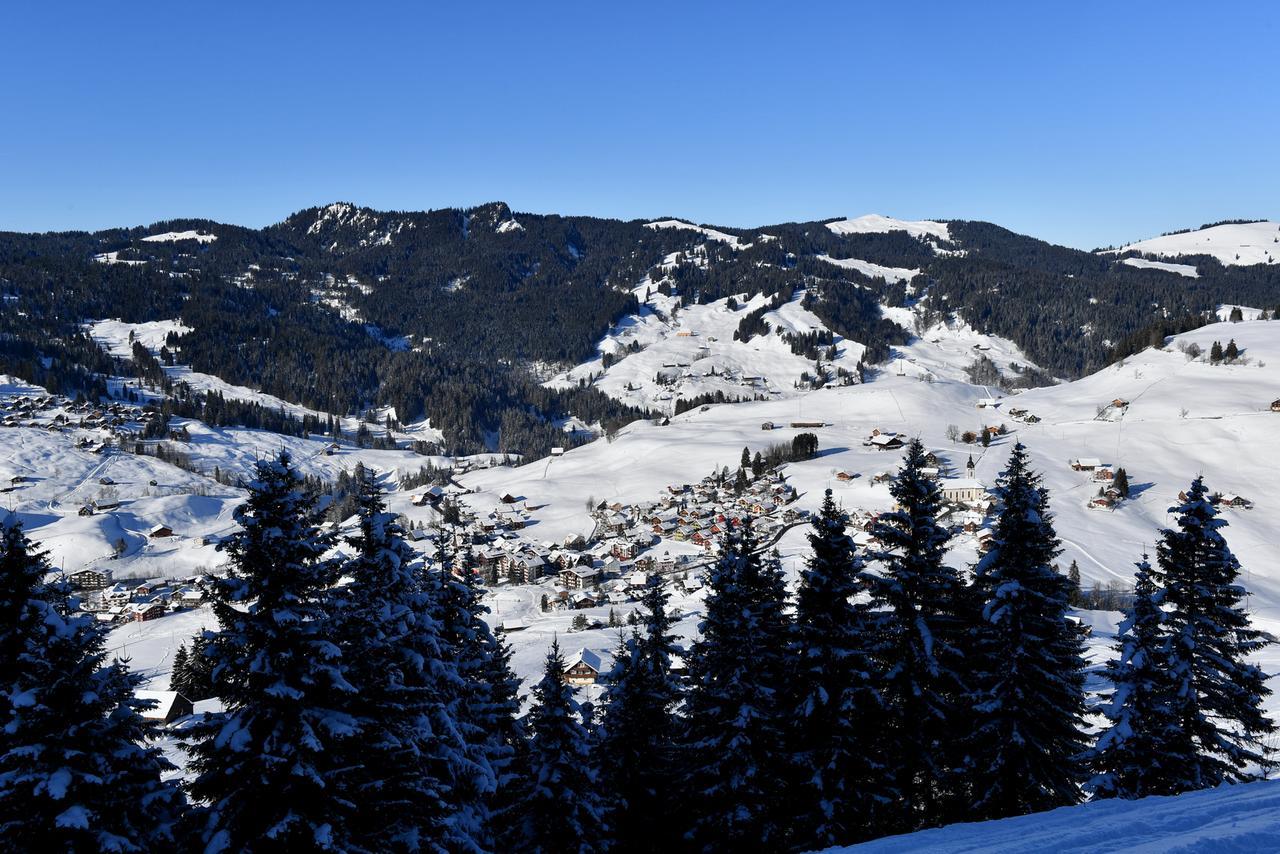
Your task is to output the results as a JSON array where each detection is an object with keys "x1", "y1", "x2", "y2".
[
  {"x1": 834, "y1": 779, "x2": 1280, "y2": 853},
  {"x1": 1107, "y1": 220, "x2": 1280, "y2": 266}
]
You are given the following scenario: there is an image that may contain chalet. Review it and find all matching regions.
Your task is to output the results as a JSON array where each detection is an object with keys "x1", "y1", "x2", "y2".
[
  {"x1": 1070, "y1": 458, "x2": 1102, "y2": 472},
  {"x1": 940, "y1": 478, "x2": 987, "y2": 505},
  {"x1": 550, "y1": 447, "x2": 565, "y2": 456},
  {"x1": 923, "y1": 452, "x2": 942, "y2": 466},
  {"x1": 656, "y1": 553, "x2": 676, "y2": 574},
  {"x1": 571, "y1": 590, "x2": 601, "y2": 609},
  {"x1": 149, "y1": 524, "x2": 175, "y2": 539},
  {"x1": 1112, "y1": 398, "x2": 1129, "y2": 409},
  {"x1": 869, "y1": 434, "x2": 905, "y2": 451},
  {"x1": 835, "y1": 471, "x2": 856, "y2": 482},
  {"x1": 103, "y1": 583, "x2": 133, "y2": 607},
  {"x1": 1089, "y1": 494, "x2": 1115, "y2": 510},
  {"x1": 1093, "y1": 467, "x2": 1116, "y2": 482},
  {"x1": 976, "y1": 398, "x2": 1001, "y2": 409},
  {"x1": 610, "y1": 539, "x2": 638, "y2": 560},
  {"x1": 497, "y1": 619, "x2": 527, "y2": 633},
  {"x1": 130, "y1": 601, "x2": 167, "y2": 622},
  {"x1": 761, "y1": 421, "x2": 775, "y2": 431},
  {"x1": 563, "y1": 649, "x2": 605, "y2": 687},
  {"x1": 68, "y1": 568, "x2": 111, "y2": 590},
  {"x1": 1272, "y1": 399, "x2": 1280, "y2": 413},
  {"x1": 791, "y1": 421, "x2": 825, "y2": 428},
  {"x1": 411, "y1": 485, "x2": 445, "y2": 506},
  {"x1": 175, "y1": 588, "x2": 204, "y2": 609},
  {"x1": 1218, "y1": 493, "x2": 1254, "y2": 510},
  {"x1": 135, "y1": 690, "x2": 194, "y2": 724},
  {"x1": 500, "y1": 493, "x2": 518, "y2": 504}
]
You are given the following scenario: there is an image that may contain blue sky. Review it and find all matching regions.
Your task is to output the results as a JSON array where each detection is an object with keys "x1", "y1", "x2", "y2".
[{"x1": 2, "y1": 1, "x2": 1276, "y2": 248}]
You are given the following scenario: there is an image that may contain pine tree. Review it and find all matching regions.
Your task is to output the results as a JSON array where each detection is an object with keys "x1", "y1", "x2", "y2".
[
  {"x1": 680, "y1": 521, "x2": 792, "y2": 851},
  {"x1": 185, "y1": 632, "x2": 216, "y2": 702},
  {"x1": 1210, "y1": 340, "x2": 1224, "y2": 363},
  {"x1": 520, "y1": 639, "x2": 608, "y2": 852},
  {"x1": 182, "y1": 452, "x2": 356, "y2": 852},
  {"x1": 1225, "y1": 338, "x2": 1239, "y2": 360},
  {"x1": 0, "y1": 520, "x2": 183, "y2": 851},
  {"x1": 599, "y1": 581, "x2": 683, "y2": 852},
  {"x1": 790, "y1": 490, "x2": 887, "y2": 847},
  {"x1": 865, "y1": 440, "x2": 970, "y2": 830},
  {"x1": 332, "y1": 467, "x2": 484, "y2": 852},
  {"x1": 1088, "y1": 556, "x2": 1186, "y2": 799},
  {"x1": 966, "y1": 443, "x2": 1090, "y2": 821},
  {"x1": 741, "y1": 446, "x2": 751, "y2": 471},
  {"x1": 1067, "y1": 560, "x2": 1083, "y2": 607},
  {"x1": 1151, "y1": 477, "x2": 1274, "y2": 790}
]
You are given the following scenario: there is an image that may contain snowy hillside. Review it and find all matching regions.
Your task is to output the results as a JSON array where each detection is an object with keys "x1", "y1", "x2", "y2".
[
  {"x1": 833, "y1": 779, "x2": 1280, "y2": 853},
  {"x1": 825, "y1": 214, "x2": 951, "y2": 244},
  {"x1": 1108, "y1": 220, "x2": 1280, "y2": 266}
]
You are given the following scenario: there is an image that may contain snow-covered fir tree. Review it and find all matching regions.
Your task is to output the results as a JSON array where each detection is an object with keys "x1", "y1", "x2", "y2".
[
  {"x1": 865, "y1": 440, "x2": 970, "y2": 830},
  {"x1": 966, "y1": 443, "x2": 1090, "y2": 821},
  {"x1": 0, "y1": 519, "x2": 183, "y2": 851},
  {"x1": 680, "y1": 521, "x2": 793, "y2": 851},
  {"x1": 1088, "y1": 556, "x2": 1186, "y2": 799},
  {"x1": 332, "y1": 467, "x2": 487, "y2": 852},
  {"x1": 598, "y1": 580, "x2": 684, "y2": 852},
  {"x1": 182, "y1": 452, "x2": 356, "y2": 852},
  {"x1": 1151, "y1": 477, "x2": 1275, "y2": 790},
  {"x1": 789, "y1": 490, "x2": 887, "y2": 847},
  {"x1": 519, "y1": 638, "x2": 608, "y2": 853}
]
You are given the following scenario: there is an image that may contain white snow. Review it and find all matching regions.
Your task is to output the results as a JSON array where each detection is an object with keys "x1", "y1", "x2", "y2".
[
  {"x1": 140, "y1": 230, "x2": 217, "y2": 244},
  {"x1": 815, "y1": 254, "x2": 920, "y2": 284},
  {"x1": 1120, "y1": 257, "x2": 1200, "y2": 278},
  {"x1": 1108, "y1": 221, "x2": 1280, "y2": 266},
  {"x1": 644, "y1": 219, "x2": 744, "y2": 248},
  {"x1": 825, "y1": 214, "x2": 951, "y2": 243},
  {"x1": 833, "y1": 780, "x2": 1280, "y2": 853}
]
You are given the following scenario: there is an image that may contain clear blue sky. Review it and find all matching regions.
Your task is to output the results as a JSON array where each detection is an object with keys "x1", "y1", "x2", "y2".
[{"x1": 2, "y1": 1, "x2": 1277, "y2": 248}]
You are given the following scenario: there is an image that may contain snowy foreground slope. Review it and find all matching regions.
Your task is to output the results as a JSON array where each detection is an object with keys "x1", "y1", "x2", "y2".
[{"x1": 831, "y1": 779, "x2": 1280, "y2": 853}]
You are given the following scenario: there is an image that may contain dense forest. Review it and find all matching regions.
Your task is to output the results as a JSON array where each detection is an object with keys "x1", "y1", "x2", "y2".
[{"x1": 1, "y1": 203, "x2": 1277, "y2": 456}]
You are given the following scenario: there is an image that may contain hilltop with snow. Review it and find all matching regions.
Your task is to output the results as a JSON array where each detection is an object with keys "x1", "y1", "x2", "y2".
[{"x1": 1108, "y1": 220, "x2": 1280, "y2": 266}]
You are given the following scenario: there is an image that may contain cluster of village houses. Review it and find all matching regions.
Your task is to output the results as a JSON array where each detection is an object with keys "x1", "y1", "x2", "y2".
[
  {"x1": 0, "y1": 392, "x2": 154, "y2": 464},
  {"x1": 65, "y1": 566, "x2": 207, "y2": 624}
]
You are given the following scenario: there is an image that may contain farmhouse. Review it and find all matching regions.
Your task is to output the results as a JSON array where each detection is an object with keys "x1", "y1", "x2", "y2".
[
  {"x1": 1271, "y1": 399, "x2": 1280, "y2": 412},
  {"x1": 149, "y1": 524, "x2": 175, "y2": 539},
  {"x1": 976, "y1": 398, "x2": 1001, "y2": 409},
  {"x1": 1070, "y1": 458, "x2": 1102, "y2": 471},
  {"x1": 563, "y1": 649, "x2": 605, "y2": 687},
  {"x1": 869, "y1": 433, "x2": 905, "y2": 451}
]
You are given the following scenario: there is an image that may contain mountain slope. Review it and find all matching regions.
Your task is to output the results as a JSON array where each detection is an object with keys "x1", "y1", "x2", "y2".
[{"x1": 1108, "y1": 220, "x2": 1280, "y2": 267}]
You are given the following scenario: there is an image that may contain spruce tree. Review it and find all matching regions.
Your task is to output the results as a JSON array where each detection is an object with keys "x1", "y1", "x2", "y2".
[
  {"x1": 1210, "y1": 340, "x2": 1224, "y2": 363},
  {"x1": 681, "y1": 521, "x2": 792, "y2": 851},
  {"x1": 966, "y1": 443, "x2": 1090, "y2": 821},
  {"x1": 332, "y1": 468, "x2": 484, "y2": 852},
  {"x1": 865, "y1": 440, "x2": 970, "y2": 830},
  {"x1": 182, "y1": 452, "x2": 356, "y2": 852},
  {"x1": 599, "y1": 581, "x2": 683, "y2": 852},
  {"x1": 1088, "y1": 556, "x2": 1186, "y2": 799},
  {"x1": 790, "y1": 490, "x2": 887, "y2": 847},
  {"x1": 0, "y1": 520, "x2": 183, "y2": 851},
  {"x1": 520, "y1": 639, "x2": 608, "y2": 852},
  {"x1": 1225, "y1": 338, "x2": 1239, "y2": 360},
  {"x1": 1113, "y1": 467, "x2": 1130, "y2": 499},
  {"x1": 169, "y1": 643, "x2": 190, "y2": 695},
  {"x1": 1151, "y1": 477, "x2": 1274, "y2": 790}
]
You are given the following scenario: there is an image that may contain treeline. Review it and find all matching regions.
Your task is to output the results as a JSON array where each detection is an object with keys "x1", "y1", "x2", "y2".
[{"x1": 2, "y1": 444, "x2": 1272, "y2": 851}]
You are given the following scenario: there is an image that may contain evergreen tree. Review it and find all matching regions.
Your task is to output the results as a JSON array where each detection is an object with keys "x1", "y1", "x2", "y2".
[
  {"x1": 680, "y1": 522, "x2": 792, "y2": 851},
  {"x1": 1151, "y1": 477, "x2": 1275, "y2": 790},
  {"x1": 1067, "y1": 560, "x2": 1083, "y2": 607},
  {"x1": 790, "y1": 490, "x2": 887, "y2": 847},
  {"x1": 740, "y1": 446, "x2": 751, "y2": 470},
  {"x1": 184, "y1": 632, "x2": 217, "y2": 702},
  {"x1": 520, "y1": 639, "x2": 608, "y2": 852},
  {"x1": 1113, "y1": 467, "x2": 1130, "y2": 499},
  {"x1": 0, "y1": 520, "x2": 183, "y2": 851},
  {"x1": 1088, "y1": 556, "x2": 1186, "y2": 799},
  {"x1": 333, "y1": 467, "x2": 485, "y2": 852},
  {"x1": 169, "y1": 643, "x2": 190, "y2": 695},
  {"x1": 1224, "y1": 338, "x2": 1239, "y2": 360},
  {"x1": 1210, "y1": 340, "x2": 1224, "y2": 363},
  {"x1": 598, "y1": 581, "x2": 683, "y2": 852},
  {"x1": 865, "y1": 440, "x2": 970, "y2": 830},
  {"x1": 966, "y1": 443, "x2": 1090, "y2": 821},
  {"x1": 182, "y1": 452, "x2": 356, "y2": 852}
]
